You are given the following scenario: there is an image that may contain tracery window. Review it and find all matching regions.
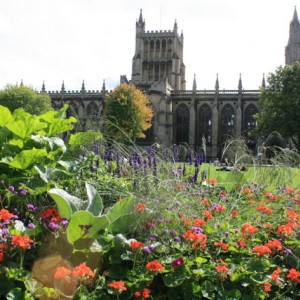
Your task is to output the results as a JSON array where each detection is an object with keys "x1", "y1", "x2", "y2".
[
  {"x1": 243, "y1": 104, "x2": 258, "y2": 145},
  {"x1": 221, "y1": 104, "x2": 235, "y2": 142},
  {"x1": 175, "y1": 104, "x2": 189, "y2": 144},
  {"x1": 87, "y1": 102, "x2": 99, "y2": 117},
  {"x1": 198, "y1": 104, "x2": 212, "y2": 145}
]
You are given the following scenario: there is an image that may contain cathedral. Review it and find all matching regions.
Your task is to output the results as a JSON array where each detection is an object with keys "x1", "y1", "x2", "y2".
[{"x1": 47, "y1": 7, "x2": 300, "y2": 159}]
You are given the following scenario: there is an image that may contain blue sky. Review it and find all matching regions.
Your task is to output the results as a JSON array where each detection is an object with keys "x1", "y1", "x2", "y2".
[{"x1": 0, "y1": 0, "x2": 296, "y2": 91}]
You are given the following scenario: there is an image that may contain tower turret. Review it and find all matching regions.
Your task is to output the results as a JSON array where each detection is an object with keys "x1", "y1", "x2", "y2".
[{"x1": 285, "y1": 7, "x2": 300, "y2": 64}]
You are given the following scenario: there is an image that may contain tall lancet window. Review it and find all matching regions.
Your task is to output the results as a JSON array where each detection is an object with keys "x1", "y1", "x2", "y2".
[
  {"x1": 175, "y1": 104, "x2": 189, "y2": 144},
  {"x1": 243, "y1": 104, "x2": 258, "y2": 145},
  {"x1": 198, "y1": 104, "x2": 212, "y2": 145},
  {"x1": 221, "y1": 104, "x2": 235, "y2": 142},
  {"x1": 87, "y1": 102, "x2": 99, "y2": 117}
]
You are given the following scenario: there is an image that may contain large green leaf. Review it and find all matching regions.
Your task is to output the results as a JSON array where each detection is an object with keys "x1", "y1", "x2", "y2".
[
  {"x1": 163, "y1": 270, "x2": 186, "y2": 287},
  {"x1": 0, "y1": 105, "x2": 13, "y2": 127},
  {"x1": 6, "y1": 111, "x2": 47, "y2": 139},
  {"x1": 48, "y1": 188, "x2": 82, "y2": 219},
  {"x1": 107, "y1": 214, "x2": 137, "y2": 234},
  {"x1": 106, "y1": 197, "x2": 135, "y2": 224},
  {"x1": 86, "y1": 182, "x2": 104, "y2": 216},
  {"x1": 66, "y1": 211, "x2": 109, "y2": 244},
  {"x1": 2, "y1": 148, "x2": 48, "y2": 170}
]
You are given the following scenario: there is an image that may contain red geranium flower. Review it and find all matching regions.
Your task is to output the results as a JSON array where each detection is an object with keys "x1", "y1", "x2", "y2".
[
  {"x1": 135, "y1": 203, "x2": 146, "y2": 211},
  {"x1": 11, "y1": 235, "x2": 34, "y2": 249},
  {"x1": 107, "y1": 281, "x2": 127, "y2": 293},
  {"x1": 287, "y1": 268, "x2": 300, "y2": 283},
  {"x1": 72, "y1": 262, "x2": 94, "y2": 278},
  {"x1": 251, "y1": 245, "x2": 272, "y2": 256},
  {"x1": 130, "y1": 240, "x2": 144, "y2": 250},
  {"x1": 146, "y1": 260, "x2": 164, "y2": 272},
  {"x1": 0, "y1": 209, "x2": 14, "y2": 221}
]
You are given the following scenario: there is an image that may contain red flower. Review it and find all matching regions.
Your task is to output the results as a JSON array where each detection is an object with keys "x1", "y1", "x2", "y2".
[
  {"x1": 72, "y1": 262, "x2": 94, "y2": 278},
  {"x1": 252, "y1": 245, "x2": 272, "y2": 256},
  {"x1": 214, "y1": 241, "x2": 228, "y2": 251},
  {"x1": 276, "y1": 223, "x2": 294, "y2": 235},
  {"x1": 265, "y1": 240, "x2": 282, "y2": 252},
  {"x1": 256, "y1": 205, "x2": 273, "y2": 215},
  {"x1": 135, "y1": 291, "x2": 141, "y2": 298},
  {"x1": 287, "y1": 268, "x2": 300, "y2": 283},
  {"x1": 11, "y1": 235, "x2": 34, "y2": 249},
  {"x1": 232, "y1": 210, "x2": 238, "y2": 218},
  {"x1": 54, "y1": 267, "x2": 72, "y2": 279},
  {"x1": 215, "y1": 265, "x2": 229, "y2": 273},
  {"x1": 130, "y1": 241, "x2": 144, "y2": 250},
  {"x1": 141, "y1": 288, "x2": 151, "y2": 298},
  {"x1": 146, "y1": 260, "x2": 164, "y2": 272},
  {"x1": 107, "y1": 281, "x2": 127, "y2": 293},
  {"x1": 241, "y1": 223, "x2": 258, "y2": 237},
  {"x1": 135, "y1": 203, "x2": 146, "y2": 211},
  {"x1": 0, "y1": 251, "x2": 4, "y2": 263},
  {"x1": 271, "y1": 268, "x2": 282, "y2": 281},
  {"x1": 193, "y1": 219, "x2": 206, "y2": 227},
  {"x1": 172, "y1": 257, "x2": 184, "y2": 269},
  {"x1": 0, "y1": 209, "x2": 14, "y2": 221},
  {"x1": 263, "y1": 282, "x2": 272, "y2": 293},
  {"x1": 207, "y1": 179, "x2": 217, "y2": 184},
  {"x1": 203, "y1": 210, "x2": 214, "y2": 220}
]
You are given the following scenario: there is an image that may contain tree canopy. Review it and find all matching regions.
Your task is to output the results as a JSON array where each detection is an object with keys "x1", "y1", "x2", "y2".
[
  {"x1": 0, "y1": 84, "x2": 53, "y2": 115},
  {"x1": 104, "y1": 83, "x2": 153, "y2": 141},
  {"x1": 255, "y1": 62, "x2": 300, "y2": 150}
]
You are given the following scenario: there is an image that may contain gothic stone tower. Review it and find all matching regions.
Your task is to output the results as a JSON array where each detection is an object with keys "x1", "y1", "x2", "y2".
[
  {"x1": 285, "y1": 7, "x2": 300, "y2": 64},
  {"x1": 131, "y1": 10, "x2": 186, "y2": 146}
]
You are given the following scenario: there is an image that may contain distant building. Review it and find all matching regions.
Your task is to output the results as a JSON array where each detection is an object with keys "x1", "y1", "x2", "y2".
[{"x1": 43, "y1": 7, "x2": 298, "y2": 159}]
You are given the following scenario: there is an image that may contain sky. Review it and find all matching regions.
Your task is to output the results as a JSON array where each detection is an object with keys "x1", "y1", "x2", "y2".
[{"x1": 0, "y1": 0, "x2": 297, "y2": 92}]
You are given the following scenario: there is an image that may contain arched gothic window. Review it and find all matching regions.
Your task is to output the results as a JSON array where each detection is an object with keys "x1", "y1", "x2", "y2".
[
  {"x1": 175, "y1": 104, "x2": 189, "y2": 144},
  {"x1": 198, "y1": 104, "x2": 212, "y2": 145},
  {"x1": 221, "y1": 104, "x2": 235, "y2": 142},
  {"x1": 87, "y1": 102, "x2": 99, "y2": 117},
  {"x1": 67, "y1": 102, "x2": 79, "y2": 118},
  {"x1": 144, "y1": 40, "x2": 149, "y2": 58},
  {"x1": 243, "y1": 104, "x2": 258, "y2": 147}
]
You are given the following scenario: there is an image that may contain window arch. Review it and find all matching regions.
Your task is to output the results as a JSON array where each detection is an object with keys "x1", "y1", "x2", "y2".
[
  {"x1": 144, "y1": 40, "x2": 149, "y2": 57},
  {"x1": 175, "y1": 104, "x2": 189, "y2": 144},
  {"x1": 243, "y1": 104, "x2": 258, "y2": 147},
  {"x1": 221, "y1": 104, "x2": 235, "y2": 142},
  {"x1": 162, "y1": 39, "x2": 166, "y2": 58},
  {"x1": 67, "y1": 102, "x2": 79, "y2": 118},
  {"x1": 198, "y1": 104, "x2": 212, "y2": 145},
  {"x1": 87, "y1": 102, "x2": 99, "y2": 117}
]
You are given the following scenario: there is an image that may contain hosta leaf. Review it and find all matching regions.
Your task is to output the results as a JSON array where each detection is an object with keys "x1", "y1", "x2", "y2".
[
  {"x1": 48, "y1": 188, "x2": 82, "y2": 219},
  {"x1": 86, "y1": 182, "x2": 104, "y2": 216},
  {"x1": 66, "y1": 211, "x2": 109, "y2": 244}
]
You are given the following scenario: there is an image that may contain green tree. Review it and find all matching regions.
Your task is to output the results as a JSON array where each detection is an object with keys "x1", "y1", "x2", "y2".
[
  {"x1": 255, "y1": 62, "x2": 300, "y2": 150},
  {"x1": 104, "y1": 83, "x2": 153, "y2": 141},
  {"x1": 0, "y1": 84, "x2": 52, "y2": 115}
]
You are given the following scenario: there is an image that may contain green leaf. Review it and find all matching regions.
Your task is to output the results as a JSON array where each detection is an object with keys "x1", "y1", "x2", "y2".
[
  {"x1": 66, "y1": 211, "x2": 109, "y2": 244},
  {"x1": 0, "y1": 105, "x2": 13, "y2": 127},
  {"x1": 195, "y1": 256, "x2": 208, "y2": 265},
  {"x1": 86, "y1": 182, "x2": 104, "y2": 216},
  {"x1": 108, "y1": 214, "x2": 138, "y2": 234},
  {"x1": 6, "y1": 288, "x2": 24, "y2": 300},
  {"x1": 163, "y1": 270, "x2": 186, "y2": 287},
  {"x1": 106, "y1": 197, "x2": 135, "y2": 224},
  {"x1": 2, "y1": 148, "x2": 48, "y2": 170},
  {"x1": 7, "y1": 110, "x2": 46, "y2": 139},
  {"x1": 48, "y1": 188, "x2": 82, "y2": 219},
  {"x1": 24, "y1": 278, "x2": 43, "y2": 294},
  {"x1": 246, "y1": 259, "x2": 270, "y2": 273}
]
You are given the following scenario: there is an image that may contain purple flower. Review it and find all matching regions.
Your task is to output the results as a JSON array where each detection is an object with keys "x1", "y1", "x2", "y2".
[
  {"x1": 172, "y1": 257, "x2": 184, "y2": 269},
  {"x1": 48, "y1": 222, "x2": 59, "y2": 231},
  {"x1": 61, "y1": 219, "x2": 68, "y2": 226},
  {"x1": 174, "y1": 236, "x2": 181, "y2": 242},
  {"x1": 8, "y1": 186, "x2": 15, "y2": 193},
  {"x1": 191, "y1": 227, "x2": 203, "y2": 234},
  {"x1": 27, "y1": 223, "x2": 36, "y2": 229},
  {"x1": 170, "y1": 229, "x2": 177, "y2": 235}
]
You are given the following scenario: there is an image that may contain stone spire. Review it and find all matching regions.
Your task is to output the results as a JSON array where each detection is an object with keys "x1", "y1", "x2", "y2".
[
  {"x1": 238, "y1": 73, "x2": 243, "y2": 91},
  {"x1": 61, "y1": 80, "x2": 65, "y2": 93},
  {"x1": 192, "y1": 74, "x2": 197, "y2": 91},
  {"x1": 215, "y1": 74, "x2": 219, "y2": 91},
  {"x1": 173, "y1": 19, "x2": 178, "y2": 33},
  {"x1": 136, "y1": 9, "x2": 145, "y2": 31},
  {"x1": 293, "y1": 6, "x2": 299, "y2": 22},
  {"x1": 286, "y1": 6, "x2": 300, "y2": 64},
  {"x1": 261, "y1": 73, "x2": 266, "y2": 88},
  {"x1": 81, "y1": 80, "x2": 85, "y2": 92},
  {"x1": 42, "y1": 81, "x2": 46, "y2": 92},
  {"x1": 102, "y1": 79, "x2": 106, "y2": 93}
]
